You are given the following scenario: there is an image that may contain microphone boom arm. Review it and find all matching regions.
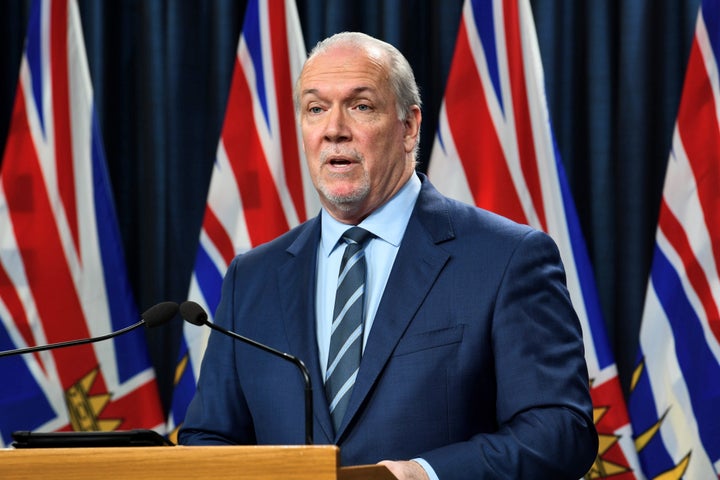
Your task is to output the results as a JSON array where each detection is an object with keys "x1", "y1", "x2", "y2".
[
  {"x1": 0, "y1": 320, "x2": 144, "y2": 358},
  {"x1": 202, "y1": 320, "x2": 314, "y2": 445},
  {"x1": 0, "y1": 301, "x2": 179, "y2": 358}
]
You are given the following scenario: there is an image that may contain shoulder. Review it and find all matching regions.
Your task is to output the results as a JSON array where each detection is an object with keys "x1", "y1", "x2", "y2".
[
  {"x1": 228, "y1": 216, "x2": 320, "y2": 270},
  {"x1": 416, "y1": 174, "x2": 549, "y2": 249}
]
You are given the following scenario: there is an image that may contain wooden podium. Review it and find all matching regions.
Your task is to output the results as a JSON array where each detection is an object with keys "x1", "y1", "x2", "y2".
[{"x1": 0, "y1": 445, "x2": 396, "y2": 479}]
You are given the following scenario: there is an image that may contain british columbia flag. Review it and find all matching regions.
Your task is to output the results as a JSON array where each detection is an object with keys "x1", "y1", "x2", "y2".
[
  {"x1": 0, "y1": 0, "x2": 165, "y2": 445},
  {"x1": 167, "y1": 0, "x2": 319, "y2": 441},
  {"x1": 628, "y1": 0, "x2": 720, "y2": 478},
  {"x1": 428, "y1": 0, "x2": 641, "y2": 477}
]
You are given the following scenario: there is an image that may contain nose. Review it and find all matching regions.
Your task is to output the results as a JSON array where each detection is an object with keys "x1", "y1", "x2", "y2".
[{"x1": 323, "y1": 107, "x2": 351, "y2": 143}]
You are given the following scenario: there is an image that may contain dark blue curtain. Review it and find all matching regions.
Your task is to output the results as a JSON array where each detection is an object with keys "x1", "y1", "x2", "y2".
[{"x1": 0, "y1": 0, "x2": 701, "y2": 413}]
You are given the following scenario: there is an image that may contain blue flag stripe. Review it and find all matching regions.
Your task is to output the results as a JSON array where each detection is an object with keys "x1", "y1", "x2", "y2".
[
  {"x1": 194, "y1": 246, "x2": 224, "y2": 317},
  {"x1": 27, "y1": 1, "x2": 44, "y2": 135},
  {"x1": 243, "y1": 0, "x2": 270, "y2": 130},
  {"x1": 704, "y1": 0, "x2": 720, "y2": 65},
  {"x1": 651, "y1": 244, "x2": 720, "y2": 461},
  {"x1": 629, "y1": 353, "x2": 676, "y2": 477},
  {"x1": 470, "y1": 0, "x2": 503, "y2": 114}
]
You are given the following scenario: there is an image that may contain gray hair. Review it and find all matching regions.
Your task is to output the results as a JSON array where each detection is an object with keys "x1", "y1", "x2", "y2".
[{"x1": 294, "y1": 32, "x2": 422, "y2": 158}]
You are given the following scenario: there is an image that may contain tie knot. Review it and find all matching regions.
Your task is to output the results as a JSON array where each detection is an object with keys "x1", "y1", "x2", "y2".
[{"x1": 342, "y1": 227, "x2": 373, "y2": 247}]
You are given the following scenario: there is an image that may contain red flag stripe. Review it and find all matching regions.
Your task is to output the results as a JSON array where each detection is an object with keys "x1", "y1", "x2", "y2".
[
  {"x1": 0, "y1": 90, "x2": 36, "y2": 353},
  {"x1": 503, "y1": 1, "x2": 546, "y2": 231},
  {"x1": 50, "y1": 0, "x2": 79, "y2": 255},
  {"x1": 222, "y1": 56, "x2": 290, "y2": 246},
  {"x1": 444, "y1": 21, "x2": 527, "y2": 224},
  {"x1": 269, "y1": 1, "x2": 306, "y2": 222},
  {"x1": 2, "y1": 84, "x2": 106, "y2": 392},
  {"x1": 659, "y1": 197, "x2": 720, "y2": 341},
  {"x1": 675, "y1": 39, "x2": 720, "y2": 289},
  {"x1": 202, "y1": 206, "x2": 236, "y2": 268}
]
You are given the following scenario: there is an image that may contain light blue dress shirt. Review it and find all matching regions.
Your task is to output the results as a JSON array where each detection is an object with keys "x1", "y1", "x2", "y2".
[
  {"x1": 315, "y1": 173, "x2": 420, "y2": 375},
  {"x1": 314, "y1": 174, "x2": 440, "y2": 480}
]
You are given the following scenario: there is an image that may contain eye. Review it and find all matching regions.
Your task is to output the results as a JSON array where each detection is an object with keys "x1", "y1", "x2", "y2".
[
  {"x1": 355, "y1": 104, "x2": 371, "y2": 112},
  {"x1": 308, "y1": 106, "x2": 323, "y2": 114}
]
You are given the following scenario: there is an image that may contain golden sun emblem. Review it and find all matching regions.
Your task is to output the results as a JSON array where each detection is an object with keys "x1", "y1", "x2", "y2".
[{"x1": 585, "y1": 405, "x2": 631, "y2": 478}]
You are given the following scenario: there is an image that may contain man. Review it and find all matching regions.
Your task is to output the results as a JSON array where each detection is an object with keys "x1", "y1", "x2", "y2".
[{"x1": 179, "y1": 32, "x2": 598, "y2": 479}]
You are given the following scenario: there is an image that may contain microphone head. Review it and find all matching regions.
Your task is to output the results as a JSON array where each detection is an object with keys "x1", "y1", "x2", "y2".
[
  {"x1": 179, "y1": 301, "x2": 208, "y2": 326},
  {"x1": 141, "y1": 301, "x2": 179, "y2": 328}
]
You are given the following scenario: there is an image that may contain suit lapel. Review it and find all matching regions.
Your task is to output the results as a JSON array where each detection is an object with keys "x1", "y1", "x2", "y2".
[
  {"x1": 277, "y1": 217, "x2": 335, "y2": 444},
  {"x1": 337, "y1": 177, "x2": 455, "y2": 440}
]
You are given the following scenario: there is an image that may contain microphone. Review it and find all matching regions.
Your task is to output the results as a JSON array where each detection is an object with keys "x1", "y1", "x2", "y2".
[
  {"x1": 0, "y1": 301, "x2": 179, "y2": 358},
  {"x1": 179, "y1": 300, "x2": 313, "y2": 445}
]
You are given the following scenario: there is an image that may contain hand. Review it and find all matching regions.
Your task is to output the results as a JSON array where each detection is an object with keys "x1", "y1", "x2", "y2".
[{"x1": 378, "y1": 460, "x2": 430, "y2": 480}]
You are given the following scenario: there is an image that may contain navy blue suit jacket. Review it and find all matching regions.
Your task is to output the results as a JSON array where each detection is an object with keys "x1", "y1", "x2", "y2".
[{"x1": 179, "y1": 175, "x2": 597, "y2": 479}]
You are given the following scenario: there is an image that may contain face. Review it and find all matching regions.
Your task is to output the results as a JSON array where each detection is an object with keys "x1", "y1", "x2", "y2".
[{"x1": 298, "y1": 44, "x2": 421, "y2": 224}]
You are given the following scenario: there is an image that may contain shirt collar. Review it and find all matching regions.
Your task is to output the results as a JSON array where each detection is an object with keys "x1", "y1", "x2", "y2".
[{"x1": 320, "y1": 173, "x2": 421, "y2": 256}]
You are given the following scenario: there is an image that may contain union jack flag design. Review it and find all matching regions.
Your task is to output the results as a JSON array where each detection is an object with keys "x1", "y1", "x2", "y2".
[
  {"x1": 428, "y1": 1, "x2": 640, "y2": 477},
  {"x1": 0, "y1": 0, "x2": 165, "y2": 445},
  {"x1": 629, "y1": 0, "x2": 720, "y2": 477},
  {"x1": 167, "y1": 0, "x2": 318, "y2": 440}
]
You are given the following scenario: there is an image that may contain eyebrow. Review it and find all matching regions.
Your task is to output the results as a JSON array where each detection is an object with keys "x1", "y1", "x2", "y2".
[{"x1": 301, "y1": 86, "x2": 377, "y2": 99}]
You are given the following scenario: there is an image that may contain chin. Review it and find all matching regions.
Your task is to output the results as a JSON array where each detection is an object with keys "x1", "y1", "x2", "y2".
[{"x1": 320, "y1": 183, "x2": 369, "y2": 206}]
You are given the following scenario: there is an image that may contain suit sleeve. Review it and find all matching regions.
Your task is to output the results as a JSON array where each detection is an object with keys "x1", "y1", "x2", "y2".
[
  {"x1": 178, "y1": 257, "x2": 257, "y2": 445},
  {"x1": 421, "y1": 229, "x2": 598, "y2": 479}
]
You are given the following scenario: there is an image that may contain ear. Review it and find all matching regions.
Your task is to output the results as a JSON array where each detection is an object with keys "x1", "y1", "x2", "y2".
[{"x1": 403, "y1": 105, "x2": 422, "y2": 153}]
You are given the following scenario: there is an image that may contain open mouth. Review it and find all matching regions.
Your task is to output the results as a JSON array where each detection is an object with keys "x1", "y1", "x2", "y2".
[{"x1": 329, "y1": 157, "x2": 352, "y2": 167}]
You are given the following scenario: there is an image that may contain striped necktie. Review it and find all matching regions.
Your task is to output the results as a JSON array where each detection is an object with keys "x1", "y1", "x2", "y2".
[{"x1": 325, "y1": 226, "x2": 373, "y2": 432}]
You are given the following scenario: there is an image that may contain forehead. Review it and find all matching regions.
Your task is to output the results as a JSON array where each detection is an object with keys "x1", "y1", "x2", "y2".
[{"x1": 299, "y1": 44, "x2": 391, "y2": 98}]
